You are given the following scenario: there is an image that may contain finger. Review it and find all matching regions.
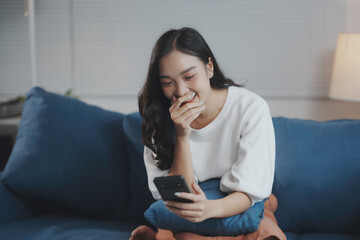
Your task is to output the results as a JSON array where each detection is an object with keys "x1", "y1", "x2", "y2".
[
  {"x1": 182, "y1": 104, "x2": 205, "y2": 119},
  {"x1": 170, "y1": 105, "x2": 204, "y2": 128},
  {"x1": 170, "y1": 92, "x2": 196, "y2": 110},
  {"x1": 170, "y1": 101, "x2": 203, "y2": 120},
  {"x1": 165, "y1": 201, "x2": 201, "y2": 211},
  {"x1": 182, "y1": 105, "x2": 206, "y2": 125},
  {"x1": 192, "y1": 182, "x2": 205, "y2": 195},
  {"x1": 174, "y1": 192, "x2": 203, "y2": 202},
  {"x1": 170, "y1": 95, "x2": 202, "y2": 116},
  {"x1": 166, "y1": 206, "x2": 202, "y2": 218},
  {"x1": 174, "y1": 104, "x2": 205, "y2": 122},
  {"x1": 178, "y1": 92, "x2": 196, "y2": 105},
  {"x1": 166, "y1": 206, "x2": 203, "y2": 223}
]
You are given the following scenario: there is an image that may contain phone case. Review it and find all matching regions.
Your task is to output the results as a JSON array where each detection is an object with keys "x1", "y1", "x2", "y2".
[{"x1": 154, "y1": 175, "x2": 193, "y2": 203}]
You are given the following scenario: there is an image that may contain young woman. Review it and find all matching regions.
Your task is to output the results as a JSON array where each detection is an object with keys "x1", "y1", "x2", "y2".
[{"x1": 131, "y1": 27, "x2": 275, "y2": 240}]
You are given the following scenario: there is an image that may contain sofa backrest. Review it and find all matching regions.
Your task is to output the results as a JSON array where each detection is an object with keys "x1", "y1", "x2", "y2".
[
  {"x1": 118, "y1": 113, "x2": 360, "y2": 233},
  {"x1": 3, "y1": 87, "x2": 359, "y2": 232},
  {"x1": 272, "y1": 117, "x2": 360, "y2": 234},
  {"x1": 122, "y1": 112, "x2": 155, "y2": 224}
]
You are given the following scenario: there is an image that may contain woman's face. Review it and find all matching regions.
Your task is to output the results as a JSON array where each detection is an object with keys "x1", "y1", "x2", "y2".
[{"x1": 158, "y1": 50, "x2": 213, "y2": 105}]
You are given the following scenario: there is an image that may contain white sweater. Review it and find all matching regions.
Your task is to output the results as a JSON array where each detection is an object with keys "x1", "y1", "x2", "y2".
[{"x1": 144, "y1": 86, "x2": 275, "y2": 206}]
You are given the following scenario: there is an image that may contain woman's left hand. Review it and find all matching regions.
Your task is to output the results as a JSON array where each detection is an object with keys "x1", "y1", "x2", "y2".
[{"x1": 164, "y1": 182, "x2": 219, "y2": 223}]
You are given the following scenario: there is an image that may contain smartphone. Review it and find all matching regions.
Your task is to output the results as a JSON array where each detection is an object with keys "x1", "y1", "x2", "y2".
[{"x1": 153, "y1": 175, "x2": 193, "y2": 203}]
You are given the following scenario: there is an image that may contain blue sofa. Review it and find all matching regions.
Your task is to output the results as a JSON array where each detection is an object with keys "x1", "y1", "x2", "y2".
[{"x1": 0, "y1": 87, "x2": 359, "y2": 240}]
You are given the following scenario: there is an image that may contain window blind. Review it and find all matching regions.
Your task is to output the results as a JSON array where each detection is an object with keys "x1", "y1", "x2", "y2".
[
  {"x1": 0, "y1": 0, "x2": 348, "y2": 99},
  {"x1": 0, "y1": 0, "x2": 31, "y2": 98}
]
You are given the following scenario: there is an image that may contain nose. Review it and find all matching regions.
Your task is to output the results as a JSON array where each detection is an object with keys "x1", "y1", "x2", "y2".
[{"x1": 174, "y1": 82, "x2": 189, "y2": 98}]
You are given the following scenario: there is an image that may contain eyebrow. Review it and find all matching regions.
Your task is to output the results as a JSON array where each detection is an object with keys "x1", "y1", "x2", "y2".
[{"x1": 159, "y1": 66, "x2": 196, "y2": 79}]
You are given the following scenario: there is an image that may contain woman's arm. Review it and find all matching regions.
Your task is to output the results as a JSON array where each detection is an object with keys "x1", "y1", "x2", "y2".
[
  {"x1": 168, "y1": 137, "x2": 195, "y2": 193},
  {"x1": 215, "y1": 191, "x2": 251, "y2": 218},
  {"x1": 167, "y1": 92, "x2": 205, "y2": 191}
]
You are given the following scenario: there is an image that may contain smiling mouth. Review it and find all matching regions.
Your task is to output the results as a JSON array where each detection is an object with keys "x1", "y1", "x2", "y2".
[{"x1": 180, "y1": 93, "x2": 196, "y2": 107}]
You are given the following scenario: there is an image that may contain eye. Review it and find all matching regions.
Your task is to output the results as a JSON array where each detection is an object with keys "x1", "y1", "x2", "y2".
[
  {"x1": 185, "y1": 74, "x2": 196, "y2": 80},
  {"x1": 161, "y1": 81, "x2": 173, "y2": 87}
]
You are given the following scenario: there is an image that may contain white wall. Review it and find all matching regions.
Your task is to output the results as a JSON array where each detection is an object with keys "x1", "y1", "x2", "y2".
[
  {"x1": 80, "y1": 0, "x2": 360, "y2": 120},
  {"x1": 267, "y1": 98, "x2": 360, "y2": 120},
  {"x1": 1, "y1": 0, "x2": 360, "y2": 120},
  {"x1": 78, "y1": 96, "x2": 360, "y2": 121}
]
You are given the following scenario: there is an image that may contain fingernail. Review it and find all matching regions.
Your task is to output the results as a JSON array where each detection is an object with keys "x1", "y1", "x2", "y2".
[
  {"x1": 163, "y1": 201, "x2": 168, "y2": 205},
  {"x1": 174, "y1": 192, "x2": 181, "y2": 197}
]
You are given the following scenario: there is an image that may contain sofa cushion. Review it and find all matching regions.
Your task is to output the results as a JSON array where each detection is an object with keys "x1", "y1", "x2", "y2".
[
  {"x1": 144, "y1": 179, "x2": 265, "y2": 236},
  {"x1": 122, "y1": 112, "x2": 155, "y2": 224},
  {"x1": 0, "y1": 214, "x2": 138, "y2": 240},
  {"x1": 0, "y1": 87, "x2": 129, "y2": 220},
  {"x1": 284, "y1": 232, "x2": 300, "y2": 240},
  {"x1": 272, "y1": 117, "x2": 360, "y2": 234}
]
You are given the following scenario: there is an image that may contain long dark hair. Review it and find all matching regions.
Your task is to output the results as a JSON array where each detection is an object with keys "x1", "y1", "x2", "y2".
[{"x1": 138, "y1": 27, "x2": 242, "y2": 170}]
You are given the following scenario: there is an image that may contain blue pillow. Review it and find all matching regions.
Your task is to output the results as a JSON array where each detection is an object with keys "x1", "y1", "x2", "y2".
[
  {"x1": 272, "y1": 117, "x2": 360, "y2": 234},
  {"x1": 122, "y1": 112, "x2": 155, "y2": 224},
  {"x1": 0, "y1": 87, "x2": 129, "y2": 220},
  {"x1": 144, "y1": 179, "x2": 265, "y2": 236}
]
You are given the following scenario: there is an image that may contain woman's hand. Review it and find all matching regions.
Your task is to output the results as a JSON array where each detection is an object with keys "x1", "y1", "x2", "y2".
[
  {"x1": 169, "y1": 92, "x2": 205, "y2": 138},
  {"x1": 164, "y1": 182, "x2": 219, "y2": 223}
]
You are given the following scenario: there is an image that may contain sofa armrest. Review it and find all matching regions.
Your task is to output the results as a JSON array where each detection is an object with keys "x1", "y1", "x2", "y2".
[{"x1": 0, "y1": 176, "x2": 34, "y2": 225}]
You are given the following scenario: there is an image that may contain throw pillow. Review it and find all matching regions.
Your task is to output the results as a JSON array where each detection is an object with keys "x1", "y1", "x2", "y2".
[
  {"x1": 144, "y1": 178, "x2": 265, "y2": 236},
  {"x1": 0, "y1": 87, "x2": 129, "y2": 220}
]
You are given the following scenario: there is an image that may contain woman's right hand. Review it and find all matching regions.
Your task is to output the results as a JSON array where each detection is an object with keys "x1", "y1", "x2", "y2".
[{"x1": 169, "y1": 92, "x2": 205, "y2": 138}]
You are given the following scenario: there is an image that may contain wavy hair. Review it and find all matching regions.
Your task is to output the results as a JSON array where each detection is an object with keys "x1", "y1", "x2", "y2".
[{"x1": 138, "y1": 27, "x2": 242, "y2": 170}]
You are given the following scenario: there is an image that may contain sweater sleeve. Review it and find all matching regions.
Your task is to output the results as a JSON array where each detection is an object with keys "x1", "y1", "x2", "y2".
[
  {"x1": 143, "y1": 146, "x2": 169, "y2": 200},
  {"x1": 220, "y1": 100, "x2": 276, "y2": 206}
]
